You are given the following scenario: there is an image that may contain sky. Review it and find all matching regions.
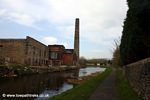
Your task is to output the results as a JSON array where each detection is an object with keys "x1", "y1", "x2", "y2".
[{"x1": 0, "y1": 0, "x2": 128, "y2": 59}]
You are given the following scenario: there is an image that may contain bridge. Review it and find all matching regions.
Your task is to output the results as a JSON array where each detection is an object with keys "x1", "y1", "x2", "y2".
[{"x1": 85, "y1": 59, "x2": 110, "y2": 66}]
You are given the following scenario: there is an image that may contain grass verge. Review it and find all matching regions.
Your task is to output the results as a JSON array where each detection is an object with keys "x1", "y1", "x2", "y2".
[
  {"x1": 49, "y1": 68, "x2": 112, "y2": 100},
  {"x1": 116, "y1": 69, "x2": 139, "y2": 100}
]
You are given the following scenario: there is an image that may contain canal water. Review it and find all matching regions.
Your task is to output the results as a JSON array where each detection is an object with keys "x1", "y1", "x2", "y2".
[{"x1": 0, "y1": 67, "x2": 105, "y2": 100}]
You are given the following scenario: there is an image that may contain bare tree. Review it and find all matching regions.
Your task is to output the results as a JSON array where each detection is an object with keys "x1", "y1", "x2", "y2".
[
  {"x1": 112, "y1": 38, "x2": 121, "y2": 67},
  {"x1": 79, "y1": 57, "x2": 87, "y2": 67}
]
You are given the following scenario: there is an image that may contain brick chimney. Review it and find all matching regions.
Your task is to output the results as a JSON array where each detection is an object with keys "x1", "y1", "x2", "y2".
[{"x1": 74, "y1": 18, "x2": 80, "y2": 64}]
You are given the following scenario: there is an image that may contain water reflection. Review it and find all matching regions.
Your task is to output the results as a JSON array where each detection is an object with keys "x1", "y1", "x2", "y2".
[
  {"x1": 79, "y1": 67, "x2": 106, "y2": 77},
  {"x1": 36, "y1": 83, "x2": 73, "y2": 100},
  {"x1": 0, "y1": 67, "x2": 105, "y2": 100},
  {"x1": 0, "y1": 70, "x2": 79, "y2": 100}
]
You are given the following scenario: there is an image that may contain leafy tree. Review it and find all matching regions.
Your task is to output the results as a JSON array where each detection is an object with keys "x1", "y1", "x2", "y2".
[{"x1": 120, "y1": 0, "x2": 150, "y2": 65}]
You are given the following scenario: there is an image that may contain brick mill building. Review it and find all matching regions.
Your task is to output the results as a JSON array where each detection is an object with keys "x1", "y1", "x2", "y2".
[
  {"x1": 0, "y1": 18, "x2": 80, "y2": 67},
  {"x1": 0, "y1": 36, "x2": 48, "y2": 66},
  {"x1": 48, "y1": 45, "x2": 77, "y2": 66},
  {"x1": 48, "y1": 18, "x2": 79, "y2": 66}
]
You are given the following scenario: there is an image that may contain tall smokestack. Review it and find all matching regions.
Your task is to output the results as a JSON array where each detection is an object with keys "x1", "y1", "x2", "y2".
[{"x1": 74, "y1": 18, "x2": 79, "y2": 64}]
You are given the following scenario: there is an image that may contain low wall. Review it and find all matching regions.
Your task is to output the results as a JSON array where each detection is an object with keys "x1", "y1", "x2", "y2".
[{"x1": 124, "y1": 57, "x2": 150, "y2": 100}]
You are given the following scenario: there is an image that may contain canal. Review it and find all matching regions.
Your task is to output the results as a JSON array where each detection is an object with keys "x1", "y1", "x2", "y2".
[{"x1": 0, "y1": 67, "x2": 105, "y2": 100}]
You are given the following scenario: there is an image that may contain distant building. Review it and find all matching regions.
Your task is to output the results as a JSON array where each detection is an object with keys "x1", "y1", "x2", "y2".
[
  {"x1": 48, "y1": 45, "x2": 77, "y2": 66},
  {"x1": 63, "y1": 49, "x2": 77, "y2": 66},
  {"x1": 0, "y1": 36, "x2": 48, "y2": 66},
  {"x1": 48, "y1": 45, "x2": 65, "y2": 66}
]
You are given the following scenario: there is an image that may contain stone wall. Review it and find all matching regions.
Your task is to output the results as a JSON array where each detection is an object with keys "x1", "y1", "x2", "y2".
[
  {"x1": 124, "y1": 57, "x2": 150, "y2": 100},
  {"x1": 26, "y1": 36, "x2": 48, "y2": 66},
  {"x1": 0, "y1": 39, "x2": 26, "y2": 65},
  {"x1": 0, "y1": 36, "x2": 48, "y2": 66}
]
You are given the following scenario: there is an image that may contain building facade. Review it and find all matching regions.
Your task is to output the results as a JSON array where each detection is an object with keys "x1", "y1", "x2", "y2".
[
  {"x1": 0, "y1": 36, "x2": 48, "y2": 66},
  {"x1": 48, "y1": 45, "x2": 65, "y2": 66},
  {"x1": 48, "y1": 45, "x2": 76, "y2": 66},
  {"x1": 63, "y1": 49, "x2": 76, "y2": 66}
]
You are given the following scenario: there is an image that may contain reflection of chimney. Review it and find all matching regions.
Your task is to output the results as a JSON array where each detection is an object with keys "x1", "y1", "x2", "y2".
[{"x1": 74, "y1": 18, "x2": 79, "y2": 64}]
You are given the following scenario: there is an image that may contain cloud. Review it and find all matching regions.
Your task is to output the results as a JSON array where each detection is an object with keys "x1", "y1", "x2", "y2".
[
  {"x1": 0, "y1": 9, "x2": 6, "y2": 16},
  {"x1": 58, "y1": 25, "x2": 74, "y2": 39},
  {"x1": 0, "y1": 0, "x2": 127, "y2": 28},
  {"x1": 42, "y1": 36, "x2": 69, "y2": 49},
  {"x1": 0, "y1": 0, "x2": 128, "y2": 58},
  {"x1": 43, "y1": 36, "x2": 58, "y2": 45},
  {"x1": 81, "y1": 49, "x2": 112, "y2": 59},
  {"x1": 60, "y1": 42, "x2": 69, "y2": 48},
  {"x1": 9, "y1": 13, "x2": 34, "y2": 26},
  {"x1": 0, "y1": 0, "x2": 50, "y2": 29}
]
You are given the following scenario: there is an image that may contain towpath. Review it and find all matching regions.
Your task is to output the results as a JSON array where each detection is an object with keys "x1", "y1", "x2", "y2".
[{"x1": 88, "y1": 68, "x2": 117, "y2": 100}]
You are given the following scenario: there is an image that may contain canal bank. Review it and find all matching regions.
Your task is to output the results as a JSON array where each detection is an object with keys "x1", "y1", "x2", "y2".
[
  {"x1": 49, "y1": 67, "x2": 111, "y2": 100},
  {"x1": 0, "y1": 65, "x2": 80, "y2": 78}
]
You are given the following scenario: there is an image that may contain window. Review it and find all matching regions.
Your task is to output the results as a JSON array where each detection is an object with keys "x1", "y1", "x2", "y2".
[
  {"x1": 44, "y1": 51, "x2": 46, "y2": 57},
  {"x1": 51, "y1": 52, "x2": 58, "y2": 59},
  {"x1": 0, "y1": 45, "x2": 3, "y2": 47}
]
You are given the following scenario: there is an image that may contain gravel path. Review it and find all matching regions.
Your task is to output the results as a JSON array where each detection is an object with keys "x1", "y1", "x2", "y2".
[{"x1": 88, "y1": 69, "x2": 117, "y2": 100}]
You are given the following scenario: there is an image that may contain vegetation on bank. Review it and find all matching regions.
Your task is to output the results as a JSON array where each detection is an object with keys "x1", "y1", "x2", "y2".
[
  {"x1": 0, "y1": 64, "x2": 80, "y2": 77},
  {"x1": 0, "y1": 64, "x2": 34, "y2": 77},
  {"x1": 49, "y1": 68, "x2": 112, "y2": 100},
  {"x1": 116, "y1": 69, "x2": 139, "y2": 100}
]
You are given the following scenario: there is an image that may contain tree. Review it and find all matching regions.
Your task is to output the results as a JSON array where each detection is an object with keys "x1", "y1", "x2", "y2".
[
  {"x1": 79, "y1": 57, "x2": 87, "y2": 67},
  {"x1": 120, "y1": 0, "x2": 150, "y2": 65},
  {"x1": 112, "y1": 39, "x2": 121, "y2": 67}
]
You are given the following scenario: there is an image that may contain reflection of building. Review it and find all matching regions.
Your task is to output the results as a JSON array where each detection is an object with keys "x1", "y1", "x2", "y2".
[
  {"x1": 0, "y1": 36, "x2": 48, "y2": 66},
  {"x1": 0, "y1": 69, "x2": 79, "y2": 96}
]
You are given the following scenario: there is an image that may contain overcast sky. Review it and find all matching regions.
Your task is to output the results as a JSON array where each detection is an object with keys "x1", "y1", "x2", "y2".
[{"x1": 0, "y1": 0, "x2": 128, "y2": 59}]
